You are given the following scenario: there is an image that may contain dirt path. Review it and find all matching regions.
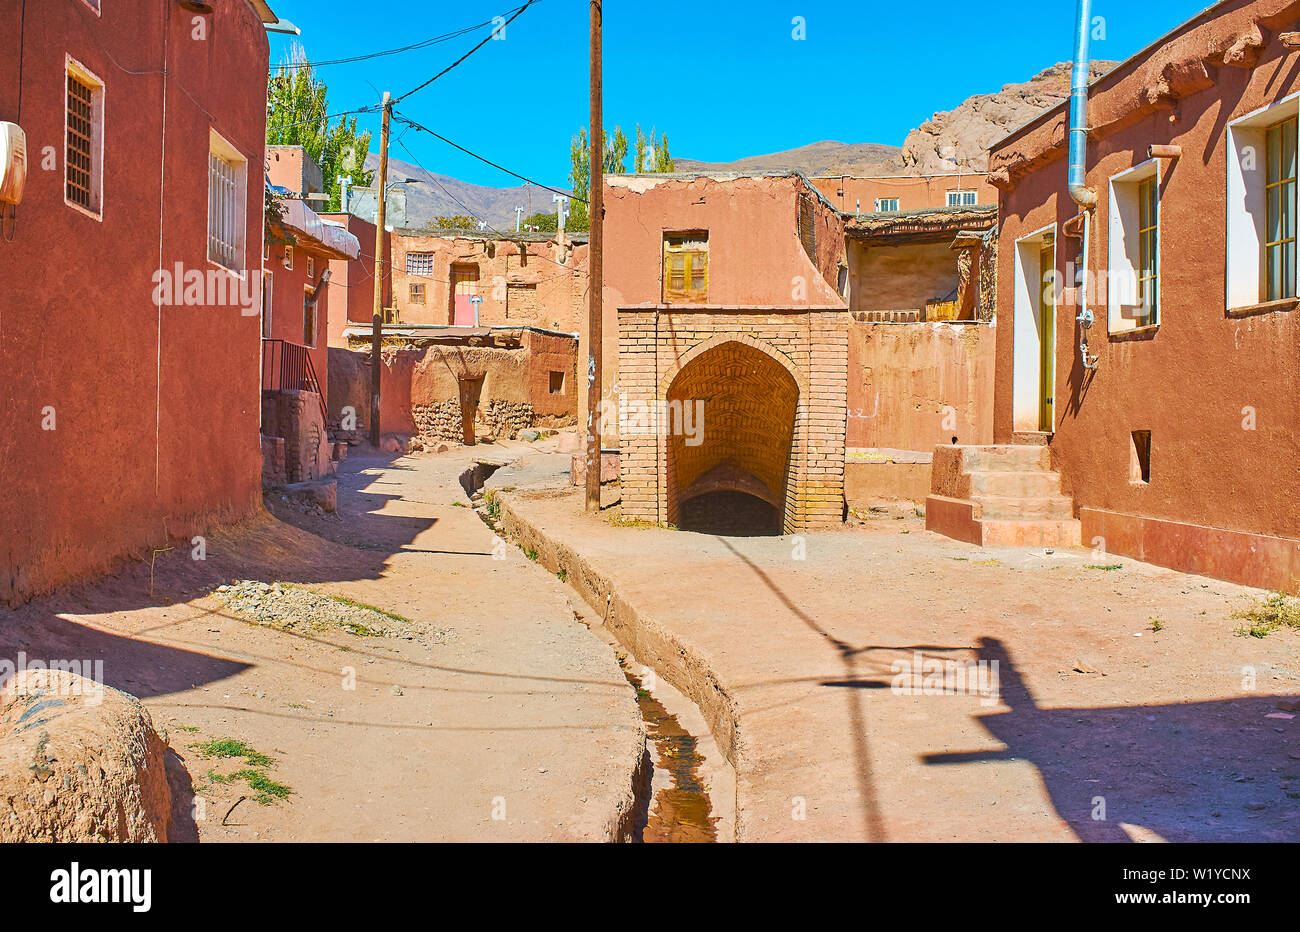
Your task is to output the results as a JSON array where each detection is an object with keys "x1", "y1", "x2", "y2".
[
  {"x1": 492, "y1": 454, "x2": 1300, "y2": 843},
  {"x1": 1, "y1": 442, "x2": 645, "y2": 841}
]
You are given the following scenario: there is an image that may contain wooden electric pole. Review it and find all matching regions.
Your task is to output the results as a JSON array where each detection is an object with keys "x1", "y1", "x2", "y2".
[
  {"x1": 369, "y1": 91, "x2": 392, "y2": 448},
  {"x1": 585, "y1": 0, "x2": 603, "y2": 512}
]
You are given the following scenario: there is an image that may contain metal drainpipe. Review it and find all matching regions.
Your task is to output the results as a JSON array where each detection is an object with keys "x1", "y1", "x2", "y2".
[
  {"x1": 1068, "y1": 0, "x2": 1097, "y2": 209},
  {"x1": 1071, "y1": 0, "x2": 1100, "y2": 369}
]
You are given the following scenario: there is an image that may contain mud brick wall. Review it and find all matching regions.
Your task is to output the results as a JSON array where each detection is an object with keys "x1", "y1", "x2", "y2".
[
  {"x1": 261, "y1": 390, "x2": 332, "y2": 483},
  {"x1": 617, "y1": 306, "x2": 849, "y2": 533}
]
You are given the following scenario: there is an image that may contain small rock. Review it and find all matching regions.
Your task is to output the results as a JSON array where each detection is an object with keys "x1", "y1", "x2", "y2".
[{"x1": 390, "y1": 685, "x2": 403, "y2": 697}]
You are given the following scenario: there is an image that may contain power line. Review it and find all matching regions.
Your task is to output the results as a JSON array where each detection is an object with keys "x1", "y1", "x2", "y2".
[
  {"x1": 269, "y1": 9, "x2": 525, "y2": 70},
  {"x1": 393, "y1": 112, "x2": 581, "y2": 204},
  {"x1": 392, "y1": 0, "x2": 541, "y2": 105},
  {"x1": 391, "y1": 136, "x2": 585, "y2": 279}
]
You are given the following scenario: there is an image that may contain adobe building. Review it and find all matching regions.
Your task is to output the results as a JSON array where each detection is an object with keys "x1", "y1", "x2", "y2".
[
  {"x1": 602, "y1": 172, "x2": 851, "y2": 534},
  {"x1": 328, "y1": 327, "x2": 578, "y2": 447},
  {"x1": 938, "y1": 0, "x2": 1300, "y2": 589},
  {"x1": 319, "y1": 211, "x2": 386, "y2": 346},
  {"x1": 811, "y1": 172, "x2": 999, "y2": 214},
  {"x1": 386, "y1": 229, "x2": 588, "y2": 334},
  {"x1": 0, "y1": 0, "x2": 282, "y2": 604}
]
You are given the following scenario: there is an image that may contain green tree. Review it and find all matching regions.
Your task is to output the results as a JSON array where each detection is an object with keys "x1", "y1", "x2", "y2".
[
  {"x1": 519, "y1": 211, "x2": 558, "y2": 233},
  {"x1": 266, "y1": 45, "x2": 374, "y2": 212},
  {"x1": 567, "y1": 124, "x2": 664, "y2": 232},
  {"x1": 427, "y1": 215, "x2": 480, "y2": 231}
]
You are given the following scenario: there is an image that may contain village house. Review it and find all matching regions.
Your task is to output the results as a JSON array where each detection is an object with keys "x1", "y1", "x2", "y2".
[
  {"x1": 929, "y1": 0, "x2": 1300, "y2": 590},
  {"x1": 0, "y1": 0, "x2": 282, "y2": 604},
  {"x1": 384, "y1": 228, "x2": 588, "y2": 334},
  {"x1": 811, "y1": 171, "x2": 999, "y2": 214}
]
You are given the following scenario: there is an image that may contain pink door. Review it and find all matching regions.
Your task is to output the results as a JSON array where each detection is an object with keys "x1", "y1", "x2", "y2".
[{"x1": 451, "y1": 266, "x2": 479, "y2": 326}]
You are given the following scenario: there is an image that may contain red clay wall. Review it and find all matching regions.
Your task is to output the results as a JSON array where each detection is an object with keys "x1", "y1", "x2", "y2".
[
  {"x1": 319, "y1": 213, "x2": 385, "y2": 347},
  {"x1": 0, "y1": 0, "x2": 269, "y2": 603},
  {"x1": 990, "y1": 0, "x2": 1300, "y2": 585},
  {"x1": 600, "y1": 174, "x2": 848, "y2": 443},
  {"x1": 391, "y1": 233, "x2": 588, "y2": 333},
  {"x1": 847, "y1": 322, "x2": 994, "y2": 450},
  {"x1": 812, "y1": 175, "x2": 999, "y2": 213},
  {"x1": 265, "y1": 240, "x2": 332, "y2": 404}
]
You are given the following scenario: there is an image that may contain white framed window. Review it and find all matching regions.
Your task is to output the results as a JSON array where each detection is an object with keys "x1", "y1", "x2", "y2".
[
  {"x1": 406, "y1": 252, "x2": 434, "y2": 275},
  {"x1": 306, "y1": 255, "x2": 315, "y2": 279},
  {"x1": 1107, "y1": 159, "x2": 1160, "y2": 332},
  {"x1": 283, "y1": 244, "x2": 293, "y2": 270},
  {"x1": 1227, "y1": 94, "x2": 1300, "y2": 310},
  {"x1": 207, "y1": 130, "x2": 248, "y2": 271},
  {"x1": 875, "y1": 197, "x2": 898, "y2": 212},
  {"x1": 64, "y1": 57, "x2": 104, "y2": 220},
  {"x1": 261, "y1": 270, "x2": 273, "y2": 340},
  {"x1": 946, "y1": 189, "x2": 977, "y2": 207}
]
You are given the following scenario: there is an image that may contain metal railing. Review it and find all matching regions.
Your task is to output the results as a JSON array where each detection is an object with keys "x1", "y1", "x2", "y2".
[{"x1": 262, "y1": 339, "x2": 328, "y2": 422}]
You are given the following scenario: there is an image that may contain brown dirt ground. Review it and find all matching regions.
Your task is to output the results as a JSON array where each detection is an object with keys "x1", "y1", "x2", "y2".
[
  {"x1": 0, "y1": 442, "x2": 644, "y2": 842},
  {"x1": 493, "y1": 453, "x2": 1300, "y2": 843}
]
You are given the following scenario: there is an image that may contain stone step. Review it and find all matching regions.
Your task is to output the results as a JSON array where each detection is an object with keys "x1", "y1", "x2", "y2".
[
  {"x1": 959, "y1": 444, "x2": 1050, "y2": 472},
  {"x1": 971, "y1": 493, "x2": 1074, "y2": 520},
  {"x1": 980, "y1": 518, "x2": 1081, "y2": 548},
  {"x1": 965, "y1": 469, "x2": 1063, "y2": 498}
]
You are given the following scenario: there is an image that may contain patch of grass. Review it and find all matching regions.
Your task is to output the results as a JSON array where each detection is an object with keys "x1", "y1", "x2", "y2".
[
  {"x1": 173, "y1": 725, "x2": 199, "y2": 733},
  {"x1": 1085, "y1": 563, "x2": 1124, "y2": 571},
  {"x1": 972, "y1": 558, "x2": 1001, "y2": 566},
  {"x1": 483, "y1": 490, "x2": 501, "y2": 521},
  {"x1": 608, "y1": 513, "x2": 676, "y2": 530},
  {"x1": 191, "y1": 738, "x2": 274, "y2": 768},
  {"x1": 524, "y1": 547, "x2": 539, "y2": 562},
  {"x1": 339, "y1": 621, "x2": 383, "y2": 638},
  {"x1": 913, "y1": 507, "x2": 925, "y2": 518},
  {"x1": 1149, "y1": 616, "x2": 1166, "y2": 632},
  {"x1": 556, "y1": 568, "x2": 567, "y2": 582},
  {"x1": 1233, "y1": 593, "x2": 1300, "y2": 638},
  {"x1": 207, "y1": 768, "x2": 292, "y2": 805},
  {"x1": 450, "y1": 501, "x2": 467, "y2": 508}
]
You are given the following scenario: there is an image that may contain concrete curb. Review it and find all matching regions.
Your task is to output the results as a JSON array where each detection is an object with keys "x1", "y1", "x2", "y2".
[{"x1": 492, "y1": 488, "x2": 756, "y2": 841}]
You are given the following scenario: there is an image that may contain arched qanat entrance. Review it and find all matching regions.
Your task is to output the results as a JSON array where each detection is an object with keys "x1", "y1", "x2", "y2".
[
  {"x1": 617, "y1": 306, "x2": 848, "y2": 535},
  {"x1": 665, "y1": 341, "x2": 798, "y2": 535}
]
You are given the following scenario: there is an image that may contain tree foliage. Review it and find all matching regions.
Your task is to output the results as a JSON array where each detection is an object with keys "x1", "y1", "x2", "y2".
[
  {"x1": 266, "y1": 45, "x2": 374, "y2": 212},
  {"x1": 567, "y1": 124, "x2": 671, "y2": 232}
]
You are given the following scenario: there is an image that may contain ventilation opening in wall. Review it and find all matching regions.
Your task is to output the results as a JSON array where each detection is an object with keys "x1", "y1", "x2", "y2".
[
  {"x1": 1130, "y1": 430, "x2": 1151, "y2": 484},
  {"x1": 549, "y1": 371, "x2": 565, "y2": 394}
]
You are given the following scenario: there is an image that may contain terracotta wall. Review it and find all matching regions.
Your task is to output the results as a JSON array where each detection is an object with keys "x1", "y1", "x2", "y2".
[
  {"x1": 319, "y1": 212, "x2": 384, "y2": 347},
  {"x1": 812, "y1": 175, "x2": 999, "y2": 213},
  {"x1": 990, "y1": 0, "x2": 1300, "y2": 584},
  {"x1": 390, "y1": 233, "x2": 588, "y2": 334},
  {"x1": 327, "y1": 331, "x2": 578, "y2": 443},
  {"x1": 266, "y1": 145, "x2": 322, "y2": 197},
  {"x1": 264, "y1": 240, "x2": 332, "y2": 404},
  {"x1": 0, "y1": 0, "x2": 269, "y2": 603},
  {"x1": 848, "y1": 240, "x2": 961, "y2": 314},
  {"x1": 847, "y1": 322, "x2": 994, "y2": 450},
  {"x1": 600, "y1": 174, "x2": 848, "y2": 443}
]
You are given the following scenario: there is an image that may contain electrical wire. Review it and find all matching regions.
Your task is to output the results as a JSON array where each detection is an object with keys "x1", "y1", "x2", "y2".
[
  {"x1": 393, "y1": 112, "x2": 582, "y2": 203},
  {"x1": 391, "y1": 0, "x2": 541, "y2": 105}
]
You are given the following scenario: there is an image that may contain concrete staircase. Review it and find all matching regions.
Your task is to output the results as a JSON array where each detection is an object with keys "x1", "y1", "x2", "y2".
[{"x1": 925, "y1": 443, "x2": 1081, "y2": 548}]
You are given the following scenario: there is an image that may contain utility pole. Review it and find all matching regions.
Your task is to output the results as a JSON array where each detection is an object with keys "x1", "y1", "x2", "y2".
[
  {"x1": 369, "y1": 92, "x2": 392, "y2": 448},
  {"x1": 586, "y1": 0, "x2": 603, "y2": 513}
]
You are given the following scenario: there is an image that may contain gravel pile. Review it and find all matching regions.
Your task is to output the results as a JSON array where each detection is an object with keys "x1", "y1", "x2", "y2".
[{"x1": 212, "y1": 580, "x2": 453, "y2": 643}]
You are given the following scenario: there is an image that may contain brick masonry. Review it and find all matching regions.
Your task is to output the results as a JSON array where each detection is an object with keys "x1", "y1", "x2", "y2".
[{"x1": 617, "y1": 306, "x2": 849, "y2": 532}]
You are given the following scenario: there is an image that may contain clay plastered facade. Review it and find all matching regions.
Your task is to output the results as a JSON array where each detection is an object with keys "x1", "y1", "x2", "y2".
[{"x1": 617, "y1": 307, "x2": 849, "y2": 532}]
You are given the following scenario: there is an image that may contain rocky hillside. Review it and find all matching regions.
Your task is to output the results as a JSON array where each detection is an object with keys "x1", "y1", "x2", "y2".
[
  {"x1": 892, "y1": 61, "x2": 1116, "y2": 174},
  {"x1": 678, "y1": 61, "x2": 1117, "y2": 178}
]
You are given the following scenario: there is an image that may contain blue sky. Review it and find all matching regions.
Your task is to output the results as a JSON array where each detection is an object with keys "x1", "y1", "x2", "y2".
[{"x1": 267, "y1": 0, "x2": 1214, "y2": 189}]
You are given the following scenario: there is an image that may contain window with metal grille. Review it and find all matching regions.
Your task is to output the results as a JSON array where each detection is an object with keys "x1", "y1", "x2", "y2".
[
  {"x1": 306, "y1": 255, "x2": 315, "y2": 279},
  {"x1": 946, "y1": 189, "x2": 977, "y2": 207},
  {"x1": 663, "y1": 233, "x2": 708, "y2": 304},
  {"x1": 1265, "y1": 117, "x2": 1297, "y2": 302},
  {"x1": 207, "y1": 131, "x2": 248, "y2": 271},
  {"x1": 65, "y1": 65, "x2": 102, "y2": 216},
  {"x1": 406, "y1": 252, "x2": 434, "y2": 275},
  {"x1": 409, "y1": 282, "x2": 426, "y2": 304},
  {"x1": 283, "y1": 245, "x2": 293, "y2": 270},
  {"x1": 875, "y1": 197, "x2": 899, "y2": 212}
]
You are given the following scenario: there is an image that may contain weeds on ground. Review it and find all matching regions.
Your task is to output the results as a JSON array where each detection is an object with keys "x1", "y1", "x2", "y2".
[
  {"x1": 556, "y1": 568, "x2": 567, "y2": 582},
  {"x1": 206, "y1": 768, "x2": 293, "y2": 805},
  {"x1": 1232, "y1": 593, "x2": 1300, "y2": 638},
  {"x1": 279, "y1": 585, "x2": 413, "y2": 626},
  {"x1": 1149, "y1": 616, "x2": 1166, "y2": 633},
  {"x1": 608, "y1": 513, "x2": 676, "y2": 530},
  {"x1": 191, "y1": 738, "x2": 274, "y2": 768},
  {"x1": 1085, "y1": 564, "x2": 1123, "y2": 571},
  {"x1": 524, "y1": 547, "x2": 539, "y2": 562}
]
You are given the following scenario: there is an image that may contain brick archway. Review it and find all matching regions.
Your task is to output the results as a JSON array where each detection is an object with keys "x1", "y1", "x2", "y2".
[
  {"x1": 617, "y1": 305, "x2": 848, "y2": 533},
  {"x1": 666, "y1": 340, "x2": 799, "y2": 534}
]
